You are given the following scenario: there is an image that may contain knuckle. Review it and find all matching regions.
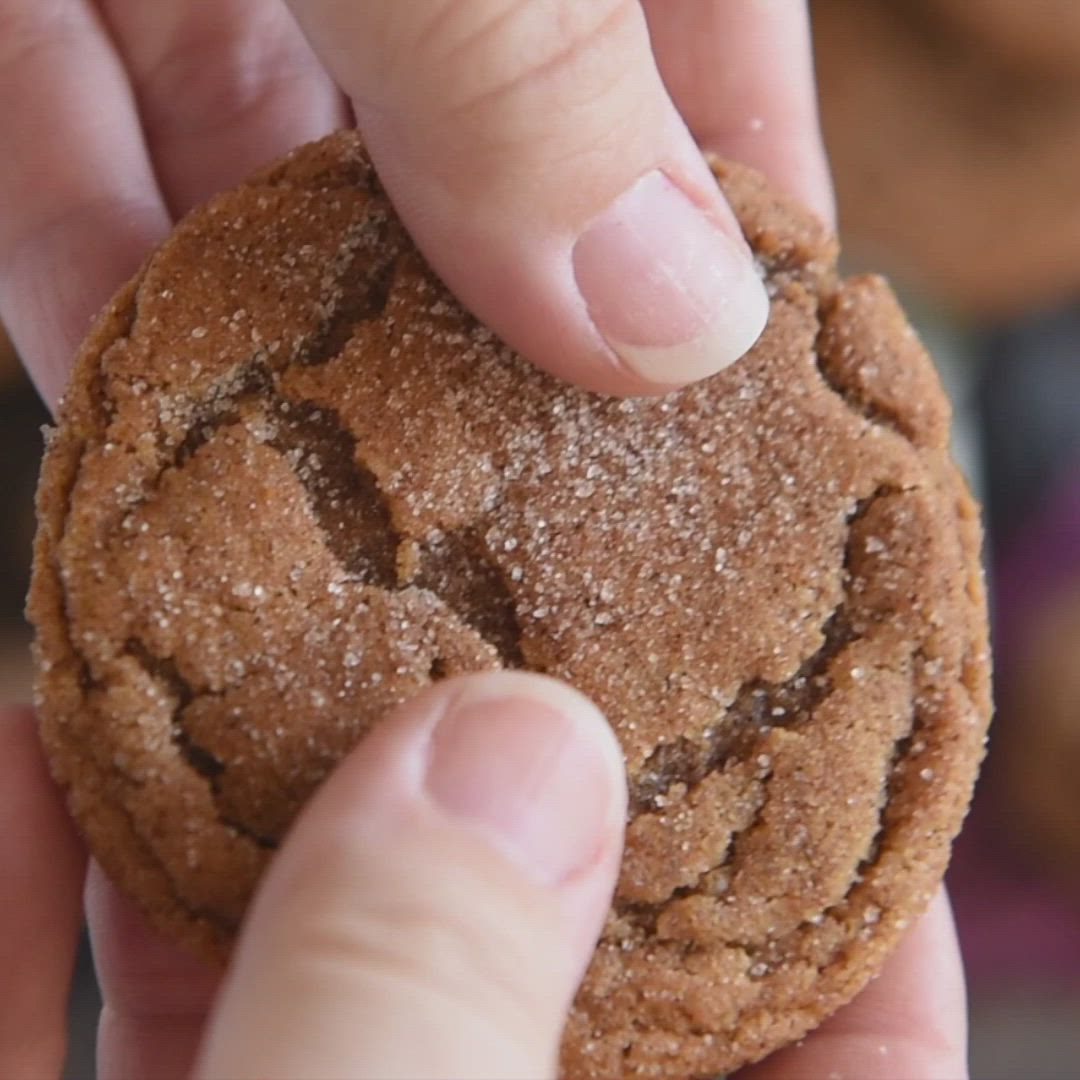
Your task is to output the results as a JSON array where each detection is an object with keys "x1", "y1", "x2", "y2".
[
  {"x1": 383, "y1": 0, "x2": 644, "y2": 123},
  {"x1": 129, "y1": 1, "x2": 320, "y2": 137},
  {"x1": 0, "y1": 192, "x2": 160, "y2": 284},
  {"x1": 0, "y1": 1, "x2": 85, "y2": 72}
]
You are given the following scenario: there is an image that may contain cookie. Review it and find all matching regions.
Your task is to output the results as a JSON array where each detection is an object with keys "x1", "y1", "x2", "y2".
[
  {"x1": 814, "y1": 0, "x2": 1080, "y2": 316},
  {"x1": 30, "y1": 132, "x2": 991, "y2": 1077}
]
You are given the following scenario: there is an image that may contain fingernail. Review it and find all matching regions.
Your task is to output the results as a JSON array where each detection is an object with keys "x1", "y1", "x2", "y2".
[
  {"x1": 572, "y1": 170, "x2": 770, "y2": 385},
  {"x1": 425, "y1": 686, "x2": 619, "y2": 886}
]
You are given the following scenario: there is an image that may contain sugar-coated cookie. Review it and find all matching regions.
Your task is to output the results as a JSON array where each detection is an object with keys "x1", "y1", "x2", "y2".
[{"x1": 31, "y1": 133, "x2": 991, "y2": 1076}]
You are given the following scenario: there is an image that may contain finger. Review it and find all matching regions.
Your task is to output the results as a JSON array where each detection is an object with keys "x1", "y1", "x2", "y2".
[
  {"x1": 100, "y1": 0, "x2": 351, "y2": 216},
  {"x1": 197, "y1": 672, "x2": 627, "y2": 1080},
  {"x1": 0, "y1": 706, "x2": 88, "y2": 1080},
  {"x1": 643, "y1": 0, "x2": 834, "y2": 225},
  {"x1": 0, "y1": 0, "x2": 171, "y2": 408},
  {"x1": 285, "y1": 0, "x2": 770, "y2": 395},
  {"x1": 87, "y1": 864, "x2": 221, "y2": 1080},
  {"x1": 741, "y1": 890, "x2": 968, "y2": 1080}
]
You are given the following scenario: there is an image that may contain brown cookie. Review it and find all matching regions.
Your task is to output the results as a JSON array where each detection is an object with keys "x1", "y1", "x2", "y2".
[
  {"x1": 30, "y1": 133, "x2": 991, "y2": 1077},
  {"x1": 815, "y1": 0, "x2": 1080, "y2": 316}
]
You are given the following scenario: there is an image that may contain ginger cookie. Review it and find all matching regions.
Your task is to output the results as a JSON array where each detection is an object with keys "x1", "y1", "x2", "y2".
[
  {"x1": 815, "y1": 0, "x2": 1080, "y2": 317},
  {"x1": 30, "y1": 133, "x2": 991, "y2": 1076}
]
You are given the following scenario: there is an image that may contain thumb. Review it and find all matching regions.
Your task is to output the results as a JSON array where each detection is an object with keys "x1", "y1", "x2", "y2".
[
  {"x1": 194, "y1": 672, "x2": 627, "y2": 1080},
  {"x1": 284, "y1": 0, "x2": 770, "y2": 394}
]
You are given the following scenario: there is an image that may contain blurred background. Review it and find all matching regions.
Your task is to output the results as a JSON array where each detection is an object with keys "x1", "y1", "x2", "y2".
[
  {"x1": 819, "y1": 2, "x2": 1080, "y2": 1073},
  {"x1": 2, "y1": 1, "x2": 1079, "y2": 1076}
]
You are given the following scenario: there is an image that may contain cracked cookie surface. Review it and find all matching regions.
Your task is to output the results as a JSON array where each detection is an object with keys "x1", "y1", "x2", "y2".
[{"x1": 30, "y1": 133, "x2": 991, "y2": 1078}]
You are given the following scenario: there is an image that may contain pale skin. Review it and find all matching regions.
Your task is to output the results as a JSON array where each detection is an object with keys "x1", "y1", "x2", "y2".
[{"x1": 0, "y1": 3, "x2": 969, "y2": 1078}]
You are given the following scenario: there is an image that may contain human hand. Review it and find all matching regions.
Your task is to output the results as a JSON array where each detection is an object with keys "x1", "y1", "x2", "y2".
[
  {"x1": 1, "y1": 0, "x2": 831, "y2": 409},
  {"x1": 1, "y1": 3, "x2": 965, "y2": 1077},
  {"x1": 4, "y1": 675, "x2": 966, "y2": 1079}
]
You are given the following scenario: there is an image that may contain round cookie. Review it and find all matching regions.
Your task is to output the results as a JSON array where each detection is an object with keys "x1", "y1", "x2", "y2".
[
  {"x1": 30, "y1": 132, "x2": 991, "y2": 1077},
  {"x1": 814, "y1": 0, "x2": 1080, "y2": 317}
]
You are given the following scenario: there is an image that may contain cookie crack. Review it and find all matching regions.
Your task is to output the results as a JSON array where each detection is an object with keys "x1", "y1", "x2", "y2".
[
  {"x1": 617, "y1": 484, "x2": 906, "y2": 940},
  {"x1": 265, "y1": 392, "x2": 526, "y2": 665},
  {"x1": 165, "y1": 359, "x2": 403, "y2": 588},
  {"x1": 173, "y1": 361, "x2": 275, "y2": 471},
  {"x1": 416, "y1": 529, "x2": 526, "y2": 668},
  {"x1": 50, "y1": 328, "x2": 283, "y2": 897},
  {"x1": 122, "y1": 639, "x2": 209, "y2": 771},
  {"x1": 607, "y1": 679, "x2": 924, "y2": 1063},
  {"x1": 294, "y1": 250, "x2": 398, "y2": 367},
  {"x1": 87, "y1": 280, "x2": 142, "y2": 432},
  {"x1": 628, "y1": 486, "x2": 893, "y2": 816},
  {"x1": 613, "y1": 685, "x2": 914, "y2": 952},
  {"x1": 266, "y1": 393, "x2": 401, "y2": 588},
  {"x1": 164, "y1": 358, "x2": 527, "y2": 665},
  {"x1": 46, "y1": 572, "x2": 252, "y2": 938},
  {"x1": 122, "y1": 637, "x2": 277, "y2": 851},
  {"x1": 849, "y1": 702, "x2": 918, "y2": 887},
  {"x1": 92, "y1": 218, "x2": 522, "y2": 666},
  {"x1": 627, "y1": 603, "x2": 854, "y2": 815},
  {"x1": 812, "y1": 295, "x2": 914, "y2": 441},
  {"x1": 105, "y1": 788, "x2": 243, "y2": 937}
]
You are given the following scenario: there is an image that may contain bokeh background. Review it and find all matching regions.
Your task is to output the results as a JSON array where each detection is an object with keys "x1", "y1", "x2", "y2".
[{"x1": 2, "y1": 1, "x2": 1079, "y2": 1075}]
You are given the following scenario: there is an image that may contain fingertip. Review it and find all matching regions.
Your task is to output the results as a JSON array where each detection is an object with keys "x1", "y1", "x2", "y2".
[
  {"x1": 290, "y1": 0, "x2": 770, "y2": 397},
  {"x1": 86, "y1": 862, "x2": 220, "y2": 1013},
  {"x1": 293, "y1": 669, "x2": 628, "y2": 899},
  {"x1": 569, "y1": 168, "x2": 769, "y2": 389},
  {"x1": 86, "y1": 864, "x2": 221, "y2": 1080},
  {"x1": 0, "y1": 707, "x2": 87, "y2": 1080},
  {"x1": 199, "y1": 672, "x2": 627, "y2": 1080}
]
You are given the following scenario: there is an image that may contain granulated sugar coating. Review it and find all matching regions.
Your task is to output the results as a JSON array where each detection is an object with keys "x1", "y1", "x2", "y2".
[{"x1": 30, "y1": 133, "x2": 991, "y2": 1077}]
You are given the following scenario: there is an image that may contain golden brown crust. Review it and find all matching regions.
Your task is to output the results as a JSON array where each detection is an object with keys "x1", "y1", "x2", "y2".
[{"x1": 30, "y1": 132, "x2": 991, "y2": 1076}]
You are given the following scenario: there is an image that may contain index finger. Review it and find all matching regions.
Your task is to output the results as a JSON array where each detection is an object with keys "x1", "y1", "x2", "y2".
[
  {"x1": 740, "y1": 890, "x2": 968, "y2": 1079},
  {"x1": 87, "y1": 865, "x2": 221, "y2": 1080},
  {"x1": 0, "y1": 706, "x2": 87, "y2": 1080},
  {"x1": 0, "y1": 0, "x2": 170, "y2": 408}
]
